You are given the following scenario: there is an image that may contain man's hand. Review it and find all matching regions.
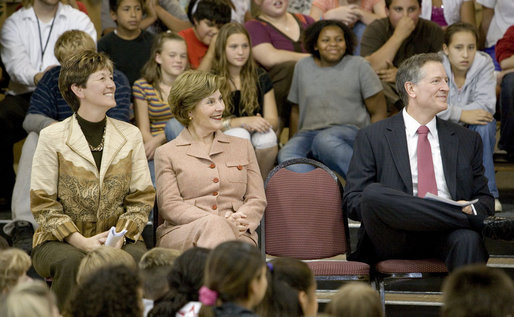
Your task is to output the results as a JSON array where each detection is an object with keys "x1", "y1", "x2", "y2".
[
  {"x1": 459, "y1": 109, "x2": 493, "y2": 125},
  {"x1": 377, "y1": 61, "x2": 398, "y2": 83},
  {"x1": 393, "y1": 16, "x2": 416, "y2": 41}
]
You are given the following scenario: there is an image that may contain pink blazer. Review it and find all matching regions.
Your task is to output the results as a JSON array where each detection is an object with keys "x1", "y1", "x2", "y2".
[{"x1": 154, "y1": 129, "x2": 266, "y2": 244}]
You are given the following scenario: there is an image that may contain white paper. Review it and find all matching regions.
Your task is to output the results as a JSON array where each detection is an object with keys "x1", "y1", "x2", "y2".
[
  {"x1": 105, "y1": 226, "x2": 127, "y2": 247},
  {"x1": 424, "y1": 192, "x2": 478, "y2": 207}
]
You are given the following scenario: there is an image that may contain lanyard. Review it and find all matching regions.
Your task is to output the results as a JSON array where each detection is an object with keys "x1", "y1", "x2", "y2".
[{"x1": 35, "y1": 10, "x2": 56, "y2": 71}]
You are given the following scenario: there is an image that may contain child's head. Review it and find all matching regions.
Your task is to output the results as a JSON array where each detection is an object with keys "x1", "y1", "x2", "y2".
[
  {"x1": 59, "y1": 50, "x2": 114, "y2": 112},
  {"x1": 304, "y1": 20, "x2": 356, "y2": 65},
  {"x1": 0, "y1": 280, "x2": 60, "y2": 317},
  {"x1": 441, "y1": 264, "x2": 514, "y2": 317},
  {"x1": 54, "y1": 30, "x2": 96, "y2": 64},
  {"x1": 257, "y1": 257, "x2": 318, "y2": 317},
  {"x1": 76, "y1": 246, "x2": 136, "y2": 285},
  {"x1": 70, "y1": 265, "x2": 144, "y2": 317},
  {"x1": 142, "y1": 31, "x2": 188, "y2": 85},
  {"x1": 199, "y1": 241, "x2": 267, "y2": 314},
  {"x1": 188, "y1": 0, "x2": 231, "y2": 46},
  {"x1": 213, "y1": 22, "x2": 260, "y2": 116},
  {"x1": 149, "y1": 247, "x2": 210, "y2": 316},
  {"x1": 110, "y1": 0, "x2": 144, "y2": 34},
  {"x1": 325, "y1": 283, "x2": 383, "y2": 317},
  {"x1": 0, "y1": 248, "x2": 32, "y2": 294},
  {"x1": 138, "y1": 247, "x2": 181, "y2": 300},
  {"x1": 443, "y1": 23, "x2": 478, "y2": 74}
]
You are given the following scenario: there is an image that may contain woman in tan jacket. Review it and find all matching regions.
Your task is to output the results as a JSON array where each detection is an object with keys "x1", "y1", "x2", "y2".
[
  {"x1": 30, "y1": 51, "x2": 155, "y2": 311},
  {"x1": 154, "y1": 70, "x2": 266, "y2": 251}
]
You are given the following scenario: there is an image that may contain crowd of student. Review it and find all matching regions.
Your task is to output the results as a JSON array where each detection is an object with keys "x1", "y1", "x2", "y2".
[{"x1": 0, "y1": 0, "x2": 514, "y2": 315}]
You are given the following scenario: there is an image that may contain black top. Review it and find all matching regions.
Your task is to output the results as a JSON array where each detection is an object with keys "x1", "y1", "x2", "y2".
[
  {"x1": 76, "y1": 114, "x2": 106, "y2": 170},
  {"x1": 229, "y1": 67, "x2": 273, "y2": 117}
]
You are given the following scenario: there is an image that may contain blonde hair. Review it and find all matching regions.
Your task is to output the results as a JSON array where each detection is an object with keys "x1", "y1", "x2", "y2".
[
  {"x1": 141, "y1": 31, "x2": 187, "y2": 89},
  {"x1": 325, "y1": 283, "x2": 384, "y2": 317},
  {"x1": 0, "y1": 248, "x2": 32, "y2": 294},
  {"x1": 212, "y1": 23, "x2": 260, "y2": 117},
  {"x1": 139, "y1": 247, "x2": 181, "y2": 270},
  {"x1": 54, "y1": 30, "x2": 96, "y2": 64},
  {"x1": 0, "y1": 280, "x2": 58, "y2": 317},
  {"x1": 76, "y1": 246, "x2": 136, "y2": 285},
  {"x1": 169, "y1": 70, "x2": 225, "y2": 126},
  {"x1": 58, "y1": 50, "x2": 114, "y2": 112}
]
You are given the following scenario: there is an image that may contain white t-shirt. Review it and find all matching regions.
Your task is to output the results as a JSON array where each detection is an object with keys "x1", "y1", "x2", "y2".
[
  {"x1": 176, "y1": 301, "x2": 201, "y2": 317},
  {"x1": 476, "y1": 0, "x2": 514, "y2": 48}
]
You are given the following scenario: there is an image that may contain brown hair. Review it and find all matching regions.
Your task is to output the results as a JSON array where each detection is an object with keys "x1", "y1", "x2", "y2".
[
  {"x1": 212, "y1": 23, "x2": 260, "y2": 117},
  {"x1": 325, "y1": 283, "x2": 384, "y2": 317},
  {"x1": 54, "y1": 30, "x2": 96, "y2": 64},
  {"x1": 168, "y1": 70, "x2": 225, "y2": 126},
  {"x1": 0, "y1": 248, "x2": 31, "y2": 294},
  {"x1": 58, "y1": 50, "x2": 114, "y2": 112},
  {"x1": 441, "y1": 264, "x2": 514, "y2": 317},
  {"x1": 76, "y1": 246, "x2": 136, "y2": 285},
  {"x1": 444, "y1": 22, "x2": 478, "y2": 46}
]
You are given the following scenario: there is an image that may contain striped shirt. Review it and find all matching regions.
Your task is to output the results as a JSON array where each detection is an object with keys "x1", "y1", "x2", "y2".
[{"x1": 132, "y1": 78, "x2": 173, "y2": 136}]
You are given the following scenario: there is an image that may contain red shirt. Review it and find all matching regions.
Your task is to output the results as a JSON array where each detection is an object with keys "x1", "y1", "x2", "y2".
[
  {"x1": 179, "y1": 28, "x2": 208, "y2": 70},
  {"x1": 496, "y1": 25, "x2": 514, "y2": 64}
]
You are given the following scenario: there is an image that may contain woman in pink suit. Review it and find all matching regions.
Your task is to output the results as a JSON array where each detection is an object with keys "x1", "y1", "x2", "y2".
[{"x1": 154, "y1": 70, "x2": 266, "y2": 251}]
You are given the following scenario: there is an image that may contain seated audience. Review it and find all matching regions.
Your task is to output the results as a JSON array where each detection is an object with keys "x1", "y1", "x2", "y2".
[
  {"x1": 98, "y1": 0, "x2": 154, "y2": 85},
  {"x1": 155, "y1": 70, "x2": 266, "y2": 251},
  {"x1": 257, "y1": 257, "x2": 318, "y2": 317},
  {"x1": 133, "y1": 31, "x2": 188, "y2": 184},
  {"x1": 179, "y1": 0, "x2": 232, "y2": 70},
  {"x1": 70, "y1": 265, "x2": 144, "y2": 317},
  {"x1": 0, "y1": 280, "x2": 60, "y2": 317},
  {"x1": 3, "y1": 30, "x2": 131, "y2": 255},
  {"x1": 343, "y1": 53, "x2": 514, "y2": 271},
  {"x1": 213, "y1": 23, "x2": 279, "y2": 179},
  {"x1": 0, "y1": 248, "x2": 32, "y2": 295},
  {"x1": 324, "y1": 283, "x2": 383, "y2": 317},
  {"x1": 496, "y1": 25, "x2": 514, "y2": 161},
  {"x1": 138, "y1": 247, "x2": 182, "y2": 316},
  {"x1": 148, "y1": 247, "x2": 210, "y2": 317},
  {"x1": 477, "y1": 0, "x2": 514, "y2": 70},
  {"x1": 0, "y1": 0, "x2": 95, "y2": 215},
  {"x1": 278, "y1": 20, "x2": 386, "y2": 178},
  {"x1": 441, "y1": 264, "x2": 514, "y2": 317},
  {"x1": 198, "y1": 241, "x2": 267, "y2": 317},
  {"x1": 309, "y1": 0, "x2": 386, "y2": 55},
  {"x1": 245, "y1": 0, "x2": 315, "y2": 135},
  {"x1": 31, "y1": 51, "x2": 155, "y2": 310},
  {"x1": 76, "y1": 246, "x2": 137, "y2": 285},
  {"x1": 438, "y1": 23, "x2": 500, "y2": 211},
  {"x1": 360, "y1": 0, "x2": 444, "y2": 113},
  {"x1": 420, "y1": 0, "x2": 476, "y2": 29},
  {"x1": 146, "y1": 0, "x2": 192, "y2": 33}
]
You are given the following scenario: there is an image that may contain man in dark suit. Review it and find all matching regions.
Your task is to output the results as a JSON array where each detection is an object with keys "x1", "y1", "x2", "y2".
[{"x1": 343, "y1": 53, "x2": 514, "y2": 271}]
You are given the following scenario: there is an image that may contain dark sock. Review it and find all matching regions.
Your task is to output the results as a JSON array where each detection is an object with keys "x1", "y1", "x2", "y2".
[{"x1": 467, "y1": 213, "x2": 486, "y2": 232}]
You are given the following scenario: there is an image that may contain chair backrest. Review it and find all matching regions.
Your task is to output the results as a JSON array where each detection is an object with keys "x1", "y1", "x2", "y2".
[{"x1": 262, "y1": 158, "x2": 350, "y2": 259}]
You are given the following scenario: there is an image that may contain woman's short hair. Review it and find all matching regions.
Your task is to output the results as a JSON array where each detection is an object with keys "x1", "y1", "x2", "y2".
[
  {"x1": 54, "y1": 30, "x2": 96, "y2": 64},
  {"x1": 169, "y1": 70, "x2": 225, "y2": 126},
  {"x1": 325, "y1": 283, "x2": 384, "y2": 317},
  {"x1": 0, "y1": 280, "x2": 58, "y2": 317},
  {"x1": 58, "y1": 50, "x2": 114, "y2": 112},
  {"x1": 304, "y1": 20, "x2": 356, "y2": 60},
  {"x1": 76, "y1": 246, "x2": 136, "y2": 285},
  {"x1": 0, "y1": 248, "x2": 32, "y2": 294},
  {"x1": 444, "y1": 22, "x2": 479, "y2": 46}
]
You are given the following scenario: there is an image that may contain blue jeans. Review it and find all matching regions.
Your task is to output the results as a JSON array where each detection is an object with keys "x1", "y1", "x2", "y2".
[
  {"x1": 468, "y1": 120, "x2": 498, "y2": 198},
  {"x1": 278, "y1": 125, "x2": 358, "y2": 178},
  {"x1": 352, "y1": 21, "x2": 366, "y2": 56},
  {"x1": 164, "y1": 118, "x2": 185, "y2": 141}
]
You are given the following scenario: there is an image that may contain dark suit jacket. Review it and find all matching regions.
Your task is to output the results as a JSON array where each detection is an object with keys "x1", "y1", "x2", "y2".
[{"x1": 343, "y1": 113, "x2": 494, "y2": 262}]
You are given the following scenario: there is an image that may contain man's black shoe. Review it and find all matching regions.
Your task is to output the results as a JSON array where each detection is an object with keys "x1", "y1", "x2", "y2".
[
  {"x1": 12, "y1": 221, "x2": 34, "y2": 254},
  {"x1": 482, "y1": 216, "x2": 514, "y2": 241}
]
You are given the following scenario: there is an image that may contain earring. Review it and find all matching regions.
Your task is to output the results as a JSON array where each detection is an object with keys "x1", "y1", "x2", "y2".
[{"x1": 189, "y1": 116, "x2": 193, "y2": 121}]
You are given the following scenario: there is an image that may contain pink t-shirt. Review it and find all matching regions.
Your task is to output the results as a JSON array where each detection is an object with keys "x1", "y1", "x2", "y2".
[{"x1": 312, "y1": 0, "x2": 381, "y2": 13}]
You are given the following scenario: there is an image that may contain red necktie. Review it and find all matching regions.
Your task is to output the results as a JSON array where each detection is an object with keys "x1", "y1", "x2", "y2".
[{"x1": 417, "y1": 125, "x2": 438, "y2": 197}]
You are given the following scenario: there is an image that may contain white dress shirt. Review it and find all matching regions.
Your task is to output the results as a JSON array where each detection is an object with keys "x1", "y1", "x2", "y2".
[
  {"x1": 0, "y1": 3, "x2": 96, "y2": 95},
  {"x1": 402, "y1": 109, "x2": 451, "y2": 199}
]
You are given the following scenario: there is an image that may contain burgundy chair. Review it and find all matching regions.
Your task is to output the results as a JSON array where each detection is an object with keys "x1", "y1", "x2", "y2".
[
  {"x1": 374, "y1": 258, "x2": 448, "y2": 310},
  {"x1": 261, "y1": 158, "x2": 370, "y2": 287}
]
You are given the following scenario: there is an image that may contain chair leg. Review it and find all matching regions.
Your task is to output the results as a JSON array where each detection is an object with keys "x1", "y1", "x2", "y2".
[{"x1": 378, "y1": 277, "x2": 386, "y2": 313}]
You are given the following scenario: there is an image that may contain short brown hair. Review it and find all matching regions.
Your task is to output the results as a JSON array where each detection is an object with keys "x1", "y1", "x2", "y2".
[
  {"x1": 54, "y1": 30, "x2": 96, "y2": 64},
  {"x1": 168, "y1": 70, "x2": 225, "y2": 126},
  {"x1": 441, "y1": 264, "x2": 514, "y2": 317},
  {"x1": 325, "y1": 283, "x2": 383, "y2": 317},
  {"x1": 58, "y1": 50, "x2": 113, "y2": 112}
]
